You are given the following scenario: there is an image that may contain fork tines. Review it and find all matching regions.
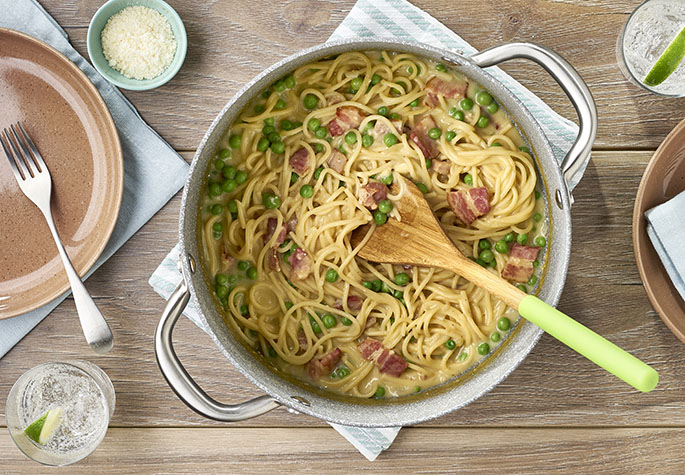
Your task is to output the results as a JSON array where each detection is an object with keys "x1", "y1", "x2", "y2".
[{"x1": 1, "y1": 122, "x2": 47, "y2": 181}]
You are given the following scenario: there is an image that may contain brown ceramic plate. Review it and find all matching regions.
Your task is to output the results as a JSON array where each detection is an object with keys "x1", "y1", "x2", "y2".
[
  {"x1": 0, "y1": 28, "x2": 123, "y2": 319},
  {"x1": 633, "y1": 119, "x2": 685, "y2": 343}
]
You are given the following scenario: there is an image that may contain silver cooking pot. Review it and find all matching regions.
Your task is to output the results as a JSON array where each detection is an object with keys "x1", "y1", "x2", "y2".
[{"x1": 155, "y1": 40, "x2": 597, "y2": 427}]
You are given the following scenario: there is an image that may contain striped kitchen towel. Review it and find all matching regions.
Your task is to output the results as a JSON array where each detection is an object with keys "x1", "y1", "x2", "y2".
[{"x1": 150, "y1": 0, "x2": 584, "y2": 461}]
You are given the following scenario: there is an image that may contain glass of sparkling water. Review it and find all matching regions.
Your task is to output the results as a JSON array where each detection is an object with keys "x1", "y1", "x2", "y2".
[
  {"x1": 5, "y1": 361, "x2": 115, "y2": 466},
  {"x1": 617, "y1": 0, "x2": 685, "y2": 97}
]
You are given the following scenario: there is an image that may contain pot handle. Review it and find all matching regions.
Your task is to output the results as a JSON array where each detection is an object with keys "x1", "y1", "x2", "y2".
[
  {"x1": 155, "y1": 280, "x2": 281, "y2": 421},
  {"x1": 468, "y1": 42, "x2": 597, "y2": 202}
]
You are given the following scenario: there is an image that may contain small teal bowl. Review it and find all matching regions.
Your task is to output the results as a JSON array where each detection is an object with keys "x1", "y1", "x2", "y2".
[{"x1": 87, "y1": 0, "x2": 187, "y2": 90}]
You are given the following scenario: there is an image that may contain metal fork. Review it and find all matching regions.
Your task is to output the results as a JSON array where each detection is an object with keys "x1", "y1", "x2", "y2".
[{"x1": 1, "y1": 122, "x2": 113, "y2": 354}]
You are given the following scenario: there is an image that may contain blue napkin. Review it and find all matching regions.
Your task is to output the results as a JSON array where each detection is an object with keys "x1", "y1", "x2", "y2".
[
  {"x1": 645, "y1": 190, "x2": 685, "y2": 302},
  {"x1": 0, "y1": 0, "x2": 189, "y2": 359}
]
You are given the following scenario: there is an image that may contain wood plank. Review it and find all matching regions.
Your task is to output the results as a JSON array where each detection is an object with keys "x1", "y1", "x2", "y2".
[
  {"x1": 39, "y1": 1, "x2": 682, "y2": 150},
  {"x1": 2, "y1": 427, "x2": 685, "y2": 473},
  {"x1": 3, "y1": 150, "x2": 682, "y2": 429}
]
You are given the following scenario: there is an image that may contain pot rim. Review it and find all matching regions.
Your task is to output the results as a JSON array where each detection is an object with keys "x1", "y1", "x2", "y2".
[{"x1": 176, "y1": 38, "x2": 573, "y2": 427}]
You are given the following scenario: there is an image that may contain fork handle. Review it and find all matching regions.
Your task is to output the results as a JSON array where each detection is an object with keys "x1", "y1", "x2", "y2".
[{"x1": 41, "y1": 209, "x2": 114, "y2": 354}]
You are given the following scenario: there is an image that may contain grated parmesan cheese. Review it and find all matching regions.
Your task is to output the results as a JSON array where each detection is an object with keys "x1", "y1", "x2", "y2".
[{"x1": 101, "y1": 6, "x2": 177, "y2": 81}]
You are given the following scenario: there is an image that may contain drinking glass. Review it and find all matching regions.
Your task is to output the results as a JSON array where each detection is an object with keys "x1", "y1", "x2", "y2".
[{"x1": 5, "y1": 361, "x2": 115, "y2": 466}]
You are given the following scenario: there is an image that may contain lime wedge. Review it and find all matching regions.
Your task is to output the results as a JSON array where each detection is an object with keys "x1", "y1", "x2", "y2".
[
  {"x1": 644, "y1": 27, "x2": 685, "y2": 87},
  {"x1": 24, "y1": 407, "x2": 64, "y2": 444}
]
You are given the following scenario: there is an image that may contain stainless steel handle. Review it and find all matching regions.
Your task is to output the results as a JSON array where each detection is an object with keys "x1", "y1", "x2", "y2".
[
  {"x1": 154, "y1": 280, "x2": 281, "y2": 421},
  {"x1": 469, "y1": 42, "x2": 597, "y2": 202}
]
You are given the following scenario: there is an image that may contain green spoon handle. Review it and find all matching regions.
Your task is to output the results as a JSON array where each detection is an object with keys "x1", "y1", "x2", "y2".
[{"x1": 518, "y1": 295, "x2": 658, "y2": 392}]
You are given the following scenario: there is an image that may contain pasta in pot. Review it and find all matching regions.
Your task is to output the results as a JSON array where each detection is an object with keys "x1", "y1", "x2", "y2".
[{"x1": 199, "y1": 51, "x2": 548, "y2": 398}]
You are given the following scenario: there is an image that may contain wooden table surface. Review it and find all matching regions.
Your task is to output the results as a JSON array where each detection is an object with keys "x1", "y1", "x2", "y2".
[{"x1": 2, "y1": 0, "x2": 685, "y2": 472}]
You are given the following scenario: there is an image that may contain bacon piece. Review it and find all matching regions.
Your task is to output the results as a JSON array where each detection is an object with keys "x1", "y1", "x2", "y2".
[
  {"x1": 431, "y1": 158, "x2": 451, "y2": 177},
  {"x1": 267, "y1": 247, "x2": 281, "y2": 272},
  {"x1": 410, "y1": 115, "x2": 439, "y2": 159},
  {"x1": 220, "y1": 244, "x2": 235, "y2": 269},
  {"x1": 328, "y1": 106, "x2": 367, "y2": 136},
  {"x1": 334, "y1": 295, "x2": 364, "y2": 312},
  {"x1": 502, "y1": 244, "x2": 539, "y2": 283},
  {"x1": 286, "y1": 215, "x2": 298, "y2": 232},
  {"x1": 357, "y1": 182, "x2": 389, "y2": 210},
  {"x1": 371, "y1": 119, "x2": 402, "y2": 142},
  {"x1": 287, "y1": 248, "x2": 312, "y2": 280},
  {"x1": 327, "y1": 150, "x2": 347, "y2": 174},
  {"x1": 308, "y1": 348, "x2": 342, "y2": 380},
  {"x1": 424, "y1": 77, "x2": 469, "y2": 107},
  {"x1": 266, "y1": 218, "x2": 287, "y2": 245},
  {"x1": 289, "y1": 147, "x2": 309, "y2": 174},
  {"x1": 358, "y1": 337, "x2": 407, "y2": 377},
  {"x1": 297, "y1": 330, "x2": 308, "y2": 350},
  {"x1": 447, "y1": 187, "x2": 491, "y2": 225}
]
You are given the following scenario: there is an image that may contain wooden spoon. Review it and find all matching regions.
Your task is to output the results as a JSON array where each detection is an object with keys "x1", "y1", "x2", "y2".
[{"x1": 351, "y1": 176, "x2": 658, "y2": 392}]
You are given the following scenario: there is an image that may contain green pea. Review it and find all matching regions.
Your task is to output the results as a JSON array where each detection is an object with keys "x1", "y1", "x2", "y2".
[
  {"x1": 325, "y1": 269, "x2": 338, "y2": 283},
  {"x1": 267, "y1": 132, "x2": 281, "y2": 143},
  {"x1": 449, "y1": 106, "x2": 458, "y2": 117},
  {"x1": 235, "y1": 170, "x2": 248, "y2": 185},
  {"x1": 381, "y1": 282, "x2": 392, "y2": 294},
  {"x1": 229, "y1": 134, "x2": 242, "y2": 149},
  {"x1": 310, "y1": 315, "x2": 322, "y2": 334},
  {"x1": 262, "y1": 193, "x2": 281, "y2": 209},
  {"x1": 209, "y1": 182, "x2": 222, "y2": 197},
  {"x1": 378, "y1": 199, "x2": 393, "y2": 214},
  {"x1": 535, "y1": 190, "x2": 541, "y2": 200},
  {"x1": 504, "y1": 232, "x2": 515, "y2": 243},
  {"x1": 284, "y1": 300, "x2": 294, "y2": 310},
  {"x1": 377, "y1": 106, "x2": 389, "y2": 116},
  {"x1": 458, "y1": 351, "x2": 468, "y2": 361},
  {"x1": 380, "y1": 175, "x2": 393, "y2": 185},
  {"x1": 410, "y1": 98, "x2": 419, "y2": 107},
  {"x1": 299, "y1": 184, "x2": 314, "y2": 198},
  {"x1": 372, "y1": 279, "x2": 382, "y2": 292},
  {"x1": 460, "y1": 98, "x2": 474, "y2": 110},
  {"x1": 425, "y1": 158, "x2": 433, "y2": 170},
  {"x1": 341, "y1": 316, "x2": 353, "y2": 326},
  {"x1": 264, "y1": 117, "x2": 275, "y2": 126},
  {"x1": 491, "y1": 142, "x2": 502, "y2": 147},
  {"x1": 290, "y1": 172, "x2": 299, "y2": 185},
  {"x1": 374, "y1": 386, "x2": 386, "y2": 398},
  {"x1": 303, "y1": 94, "x2": 319, "y2": 109},
  {"x1": 213, "y1": 223, "x2": 223, "y2": 234},
  {"x1": 315, "y1": 127, "x2": 327, "y2": 139},
  {"x1": 497, "y1": 317, "x2": 511, "y2": 331},
  {"x1": 215, "y1": 273, "x2": 228, "y2": 285},
  {"x1": 534, "y1": 213, "x2": 542, "y2": 222},
  {"x1": 517, "y1": 233, "x2": 528, "y2": 245},
  {"x1": 270, "y1": 141, "x2": 285, "y2": 154},
  {"x1": 218, "y1": 148, "x2": 231, "y2": 159},
  {"x1": 490, "y1": 332, "x2": 501, "y2": 342},
  {"x1": 394, "y1": 272, "x2": 410, "y2": 286},
  {"x1": 371, "y1": 74, "x2": 382, "y2": 84},
  {"x1": 435, "y1": 63, "x2": 447, "y2": 72},
  {"x1": 267, "y1": 346, "x2": 278, "y2": 358},
  {"x1": 528, "y1": 275, "x2": 538, "y2": 286},
  {"x1": 263, "y1": 125, "x2": 275, "y2": 136},
  {"x1": 350, "y1": 77, "x2": 363, "y2": 91},
  {"x1": 254, "y1": 104, "x2": 265, "y2": 114},
  {"x1": 306, "y1": 119, "x2": 319, "y2": 132},
  {"x1": 519, "y1": 146, "x2": 530, "y2": 154},
  {"x1": 373, "y1": 210, "x2": 388, "y2": 225},
  {"x1": 273, "y1": 99, "x2": 286, "y2": 110},
  {"x1": 314, "y1": 143, "x2": 324, "y2": 153},
  {"x1": 216, "y1": 284, "x2": 229, "y2": 298},
  {"x1": 345, "y1": 131, "x2": 357, "y2": 145},
  {"x1": 463, "y1": 174, "x2": 473, "y2": 186},
  {"x1": 445, "y1": 339, "x2": 456, "y2": 350},
  {"x1": 477, "y1": 342, "x2": 490, "y2": 355},
  {"x1": 280, "y1": 119, "x2": 293, "y2": 131},
  {"x1": 445, "y1": 130, "x2": 457, "y2": 141},
  {"x1": 476, "y1": 116, "x2": 490, "y2": 128},
  {"x1": 533, "y1": 260, "x2": 540, "y2": 267},
  {"x1": 383, "y1": 133, "x2": 398, "y2": 147},
  {"x1": 495, "y1": 240, "x2": 508, "y2": 254},
  {"x1": 362, "y1": 134, "x2": 374, "y2": 148},
  {"x1": 416, "y1": 182, "x2": 428, "y2": 194},
  {"x1": 516, "y1": 284, "x2": 527, "y2": 293},
  {"x1": 246, "y1": 266, "x2": 258, "y2": 280},
  {"x1": 336, "y1": 367, "x2": 351, "y2": 378},
  {"x1": 273, "y1": 80, "x2": 286, "y2": 92},
  {"x1": 479, "y1": 240, "x2": 491, "y2": 250},
  {"x1": 534, "y1": 236, "x2": 546, "y2": 247},
  {"x1": 475, "y1": 258, "x2": 487, "y2": 268},
  {"x1": 284, "y1": 75, "x2": 296, "y2": 89},
  {"x1": 228, "y1": 274, "x2": 238, "y2": 285},
  {"x1": 321, "y1": 313, "x2": 337, "y2": 329},
  {"x1": 222, "y1": 179, "x2": 236, "y2": 193},
  {"x1": 211, "y1": 204, "x2": 223, "y2": 215},
  {"x1": 238, "y1": 260, "x2": 249, "y2": 271},
  {"x1": 313, "y1": 166, "x2": 324, "y2": 180},
  {"x1": 214, "y1": 158, "x2": 225, "y2": 170},
  {"x1": 487, "y1": 102, "x2": 499, "y2": 114},
  {"x1": 227, "y1": 200, "x2": 238, "y2": 214},
  {"x1": 362, "y1": 281, "x2": 374, "y2": 290},
  {"x1": 479, "y1": 249, "x2": 494, "y2": 263},
  {"x1": 476, "y1": 91, "x2": 493, "y2": 106},
  {"x1": 428, "y1": 127, "x2": 441, "y2": 139}
]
